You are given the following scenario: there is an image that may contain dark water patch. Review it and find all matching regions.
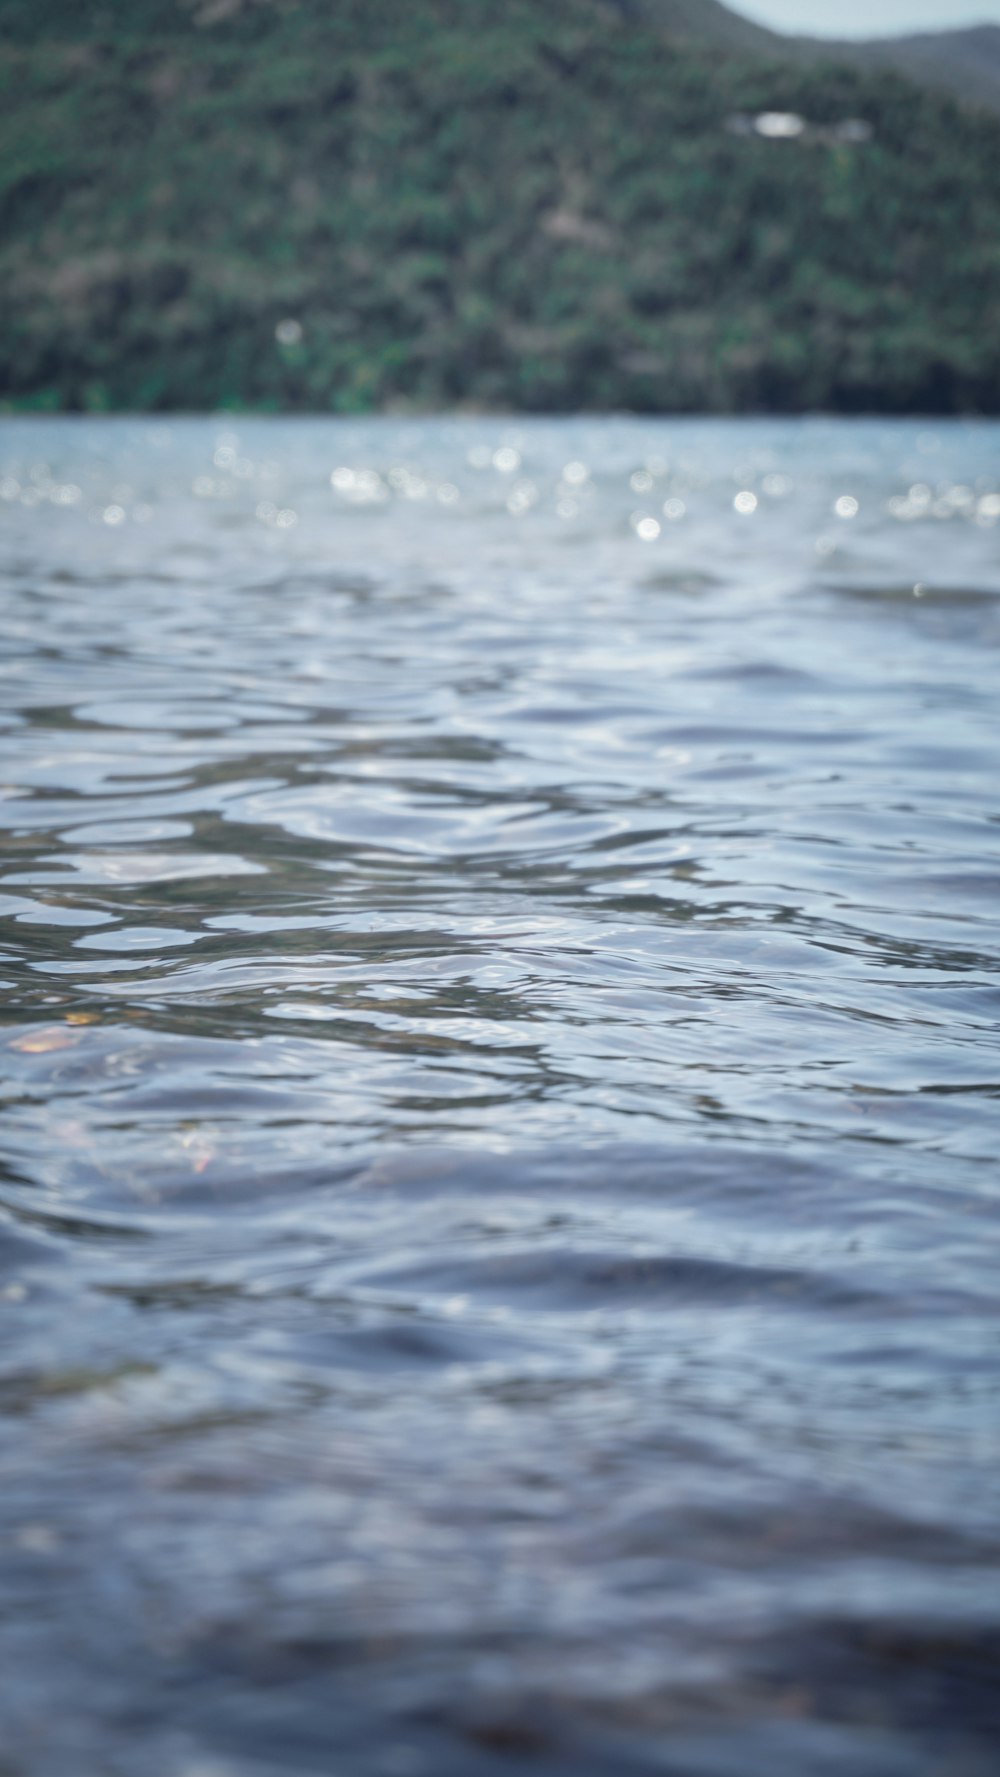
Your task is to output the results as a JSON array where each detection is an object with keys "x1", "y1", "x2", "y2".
[
  {"x1": 824, "y1": 580, "x2": 1000, "y2": 607},
  {"x1": 352, "y1": 1246, "x2": 889, "y2": 1317}
]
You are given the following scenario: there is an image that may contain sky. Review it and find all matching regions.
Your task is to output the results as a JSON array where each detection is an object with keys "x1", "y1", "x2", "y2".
[{"x1": 732, "y1": 0, "x2": 1000, "y2": 37}]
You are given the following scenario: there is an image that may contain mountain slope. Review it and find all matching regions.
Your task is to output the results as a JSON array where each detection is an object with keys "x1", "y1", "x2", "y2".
[
  {"x1": 843, "y1": 24, "x2": 1000, "y2": 115},
  {"x1": 631, "y1": 2, "x2": 1000, "y2": 113},
  {"x1": 616, "y1": 0, "x2": 780, "y2": 54},
  {"x1": 1, "y1": 0, "x2": 999, "y2": 414}
]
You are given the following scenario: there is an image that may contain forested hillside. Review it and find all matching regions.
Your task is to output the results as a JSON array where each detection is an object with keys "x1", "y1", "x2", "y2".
[{"x1": 2, "y1": 0, "x2": 999, "y2": 413}]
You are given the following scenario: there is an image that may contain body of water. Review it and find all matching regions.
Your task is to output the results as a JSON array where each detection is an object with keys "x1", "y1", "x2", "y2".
[{"x1": 1, "y1": 417, "x2": 999, "y2": 1776}]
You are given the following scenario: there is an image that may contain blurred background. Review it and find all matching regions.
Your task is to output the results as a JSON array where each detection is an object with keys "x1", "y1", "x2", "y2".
[{"x1": 2, "y1": 0, "x2": 1000, "y2": 416}]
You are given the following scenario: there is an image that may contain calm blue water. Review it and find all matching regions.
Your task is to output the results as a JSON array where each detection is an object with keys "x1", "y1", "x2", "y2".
[{"x1": 1, "y1": 417, "x2": 999, "y2": 1776}]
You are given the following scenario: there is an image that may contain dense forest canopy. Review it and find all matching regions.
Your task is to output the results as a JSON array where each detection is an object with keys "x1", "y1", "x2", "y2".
[{"x1": 1, "y1": 0, "x2": 999, "y2": 413}]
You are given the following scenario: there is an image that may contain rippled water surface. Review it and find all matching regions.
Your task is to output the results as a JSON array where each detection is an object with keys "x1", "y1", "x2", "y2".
[{"x1": 2, "y1": 417, "x2": 999, "y2": 1776}]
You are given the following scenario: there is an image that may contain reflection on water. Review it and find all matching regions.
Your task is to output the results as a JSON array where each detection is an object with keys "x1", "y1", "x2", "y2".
[{"x1": 1, "y1": 417, "x2": 999, "y2": 1776}]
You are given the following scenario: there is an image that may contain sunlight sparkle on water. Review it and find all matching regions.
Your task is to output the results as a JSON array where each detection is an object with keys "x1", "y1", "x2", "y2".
[{"x1": 0, "y1": 416, "x2": 999, "y2": 1777}]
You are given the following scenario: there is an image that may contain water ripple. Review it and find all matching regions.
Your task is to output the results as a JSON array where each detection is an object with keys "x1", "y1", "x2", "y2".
[{"x1": 1, "y1": 418, "x2": 999, "y2": 1776}]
